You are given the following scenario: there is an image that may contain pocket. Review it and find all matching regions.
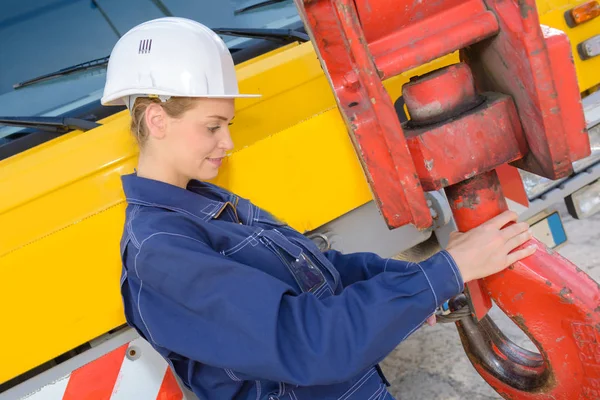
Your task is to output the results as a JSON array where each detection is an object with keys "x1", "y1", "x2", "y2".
[
  {"x1": 288, "y1": 236, "x2": 341, "y2": 291},
  {"x1": 259, "y1": 230, "x2": 326, "y2": 294}
]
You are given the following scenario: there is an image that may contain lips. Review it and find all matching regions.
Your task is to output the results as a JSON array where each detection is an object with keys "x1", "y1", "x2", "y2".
[{"x1": 207, "y1": 157, "x2": 224, "y2": 167}]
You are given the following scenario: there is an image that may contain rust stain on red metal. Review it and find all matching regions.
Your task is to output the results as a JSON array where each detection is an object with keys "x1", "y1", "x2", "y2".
[
  {"x1": 559, "y1": 287, "x2": 574, "y2": 304},
  {"x1": 513, "y1": 292, "x2": 525, "y2": 302}
]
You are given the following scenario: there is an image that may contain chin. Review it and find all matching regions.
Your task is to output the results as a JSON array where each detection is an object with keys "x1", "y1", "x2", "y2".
[{"x1": 195, "y1": 170, "x2": 219, "y2": 182}]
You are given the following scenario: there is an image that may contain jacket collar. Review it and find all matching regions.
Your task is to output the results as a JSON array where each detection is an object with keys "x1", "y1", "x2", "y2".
[{"x1": 121, "y1": 173, "x2": 235, "y2": 221}]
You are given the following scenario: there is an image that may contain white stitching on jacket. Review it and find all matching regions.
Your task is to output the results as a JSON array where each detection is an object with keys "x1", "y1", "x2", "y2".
[
  {"x1": 414, "y1": 261, "x2": 438, "y2": 307},
  {"x1": 337, "y1": 368, "x2": 377, "y2": 400},
  {"x1": 225, "y1": 368, "x2": 242, "y2": 382},
  {"x1": 367, "y1": 383, "x2": 386, "y2": 400},
  {"x1": 440, "y1": 251, "x2": 462, "y2": 292},
  {"x1": 256, "y1": 381, "x2": 262, "y2": 400},
  {"x1": 223, "y1": 229, "x2": 264, "y2": 256}
]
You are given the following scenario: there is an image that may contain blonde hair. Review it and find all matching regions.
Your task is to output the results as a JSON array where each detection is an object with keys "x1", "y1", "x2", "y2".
[{"x1": 130, "y1": 97, "x2": 198, "y2": 146}]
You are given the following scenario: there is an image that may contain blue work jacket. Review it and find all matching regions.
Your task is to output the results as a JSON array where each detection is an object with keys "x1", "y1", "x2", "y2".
[{"x1": 119, "y1": 173, "x2": 465, "y2": 400}]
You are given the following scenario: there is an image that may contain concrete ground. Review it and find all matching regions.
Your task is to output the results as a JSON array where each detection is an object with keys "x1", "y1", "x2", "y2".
[{"x1": 380, "y1": 203, "x2": 600, "y2": 400}]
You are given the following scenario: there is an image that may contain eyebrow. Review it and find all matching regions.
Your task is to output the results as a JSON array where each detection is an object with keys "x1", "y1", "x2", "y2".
[{"x1": 207, "y1": 115, "x2": 234, "y2": 121}]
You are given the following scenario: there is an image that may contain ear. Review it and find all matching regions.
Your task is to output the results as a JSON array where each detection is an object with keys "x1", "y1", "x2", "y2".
[{"x1": 144, "y1": 103, "x2": 167, "y2": 140}]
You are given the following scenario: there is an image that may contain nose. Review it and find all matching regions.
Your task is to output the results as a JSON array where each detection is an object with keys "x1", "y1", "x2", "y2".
[{"x1": 218, "y1": 127, "x2": 235, "y2": 152}]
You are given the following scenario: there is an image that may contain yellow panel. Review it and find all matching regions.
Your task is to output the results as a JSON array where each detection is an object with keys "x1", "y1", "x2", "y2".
[
  {"x1": 0, "y1": 122, "x2": 137, "y2": 383},
  {"x1": 0, "y1": 205, "x2": 128, "y2": 384},
  {"x1": 536, "y1": 0, "x2": 600, "y2": 93},
  {"x1": 219, "y1": 42, "x2": 338, "y2": 151}
]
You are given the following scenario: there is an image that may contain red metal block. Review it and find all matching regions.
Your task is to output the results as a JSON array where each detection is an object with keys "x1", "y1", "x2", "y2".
[
  {"x1": 404, "y1": 92, "x2": 527, "y2": 191},
  {"x1": 401, "y1": 63, "x2": 526, "y2": 192},
  {"x1": 464, "y1": 0, "x2": 590, "y2": 180}
]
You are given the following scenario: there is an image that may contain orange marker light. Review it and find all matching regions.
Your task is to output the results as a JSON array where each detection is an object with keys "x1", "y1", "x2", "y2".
[{"x1": 570, "y1": 1, "x2": 600, "y2": 25}]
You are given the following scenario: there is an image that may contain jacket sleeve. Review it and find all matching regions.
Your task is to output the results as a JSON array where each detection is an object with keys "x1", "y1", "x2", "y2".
[
  {"x1": 322, "y1": 250, "x2": 392, "y2": 287},
  {"x1": 131, "y1": 232, "x2": 464, "y2": 386},
  {"x1": 322, "y1": 249, "x2": 463, "y2": 288}
]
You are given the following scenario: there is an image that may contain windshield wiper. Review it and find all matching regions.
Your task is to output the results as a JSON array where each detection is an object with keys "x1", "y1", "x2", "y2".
[
  {"x1": 13, "y1": 27, "x2": 307, "y2": 90},
  {"x1": 235, "y1": 0, "x2": 290, "y2": 14},
  {"x1": 13, "y1": 56, "x2": 109, "y2": 90},
  {"x1": 212, "y1": 27, "x2": 309, "y2": 43},
  {"x1": 0, "y1": 117, "x2": 100, "y2": 133}
]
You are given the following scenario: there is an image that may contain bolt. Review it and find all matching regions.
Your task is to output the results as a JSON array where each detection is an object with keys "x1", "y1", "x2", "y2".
[
  {"x1": 343, "y1": 70, "x2": 360, "y2": 90},
  {"x1": 126, "y1": 345, "x2": 141, "y2": 361}
]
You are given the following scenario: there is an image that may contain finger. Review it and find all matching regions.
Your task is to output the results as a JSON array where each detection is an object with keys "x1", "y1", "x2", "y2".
[
  {"x1": 500, "y1": 221, "x2": 530, "y2": 241},
  {"x1": 506, "y1": 245, "x2": 537, "y2": 266},
  {"x1": 484, "y1": 210, "x2": 519, "y2": 230},
  {"x1": 505, "y1": 229, "x2": 533, "y2": 251}
]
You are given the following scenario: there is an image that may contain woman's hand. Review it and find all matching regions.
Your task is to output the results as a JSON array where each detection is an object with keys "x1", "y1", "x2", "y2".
[{"x1": 447, "y1": 210, "x2": 536, "y2": 283}]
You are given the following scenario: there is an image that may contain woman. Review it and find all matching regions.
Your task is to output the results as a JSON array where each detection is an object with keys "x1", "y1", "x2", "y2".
[{"x1": 102, "y1": 17, "x2": 536, "y2": 400}]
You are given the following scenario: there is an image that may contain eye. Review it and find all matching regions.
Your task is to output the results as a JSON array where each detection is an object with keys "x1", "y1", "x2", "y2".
[{"x1": 208, "y1": 126, "x2": 220, "y2": 133}]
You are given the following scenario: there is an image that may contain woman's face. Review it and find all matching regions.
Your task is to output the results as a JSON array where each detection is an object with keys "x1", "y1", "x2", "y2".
[{"x1": 148, "y1": 97, "x2": 235, "y2": 185}]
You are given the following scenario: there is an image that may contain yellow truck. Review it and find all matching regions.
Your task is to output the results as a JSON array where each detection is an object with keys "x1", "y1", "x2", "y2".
[{"x1": 0, "y1": 0, "x2": 599, "y2": 398}]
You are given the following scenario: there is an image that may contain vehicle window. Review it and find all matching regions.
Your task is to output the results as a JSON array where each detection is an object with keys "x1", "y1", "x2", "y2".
[{"x1": 0, "y1": 0, "x2": 302, "y2": 159}]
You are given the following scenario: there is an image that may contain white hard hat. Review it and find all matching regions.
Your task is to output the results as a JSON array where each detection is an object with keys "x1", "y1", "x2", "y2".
[{"x1": 101, "y1": 17, "x2": 260, "y2": 108}]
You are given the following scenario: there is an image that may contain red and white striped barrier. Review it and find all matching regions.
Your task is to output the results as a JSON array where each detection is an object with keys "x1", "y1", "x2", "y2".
[{"x1": 21, "y1": 338, "x2": 184, "y2": 400}]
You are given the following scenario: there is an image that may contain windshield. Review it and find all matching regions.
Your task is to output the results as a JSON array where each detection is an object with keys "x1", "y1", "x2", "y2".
[{"x1": 0, "y1": 0, "x2": 301, "y2": 146}]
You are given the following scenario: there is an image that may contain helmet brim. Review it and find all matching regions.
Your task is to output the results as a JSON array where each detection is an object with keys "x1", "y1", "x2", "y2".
[{"x1": 101, "y1": 88, "x2": 262, "y2": 107}]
